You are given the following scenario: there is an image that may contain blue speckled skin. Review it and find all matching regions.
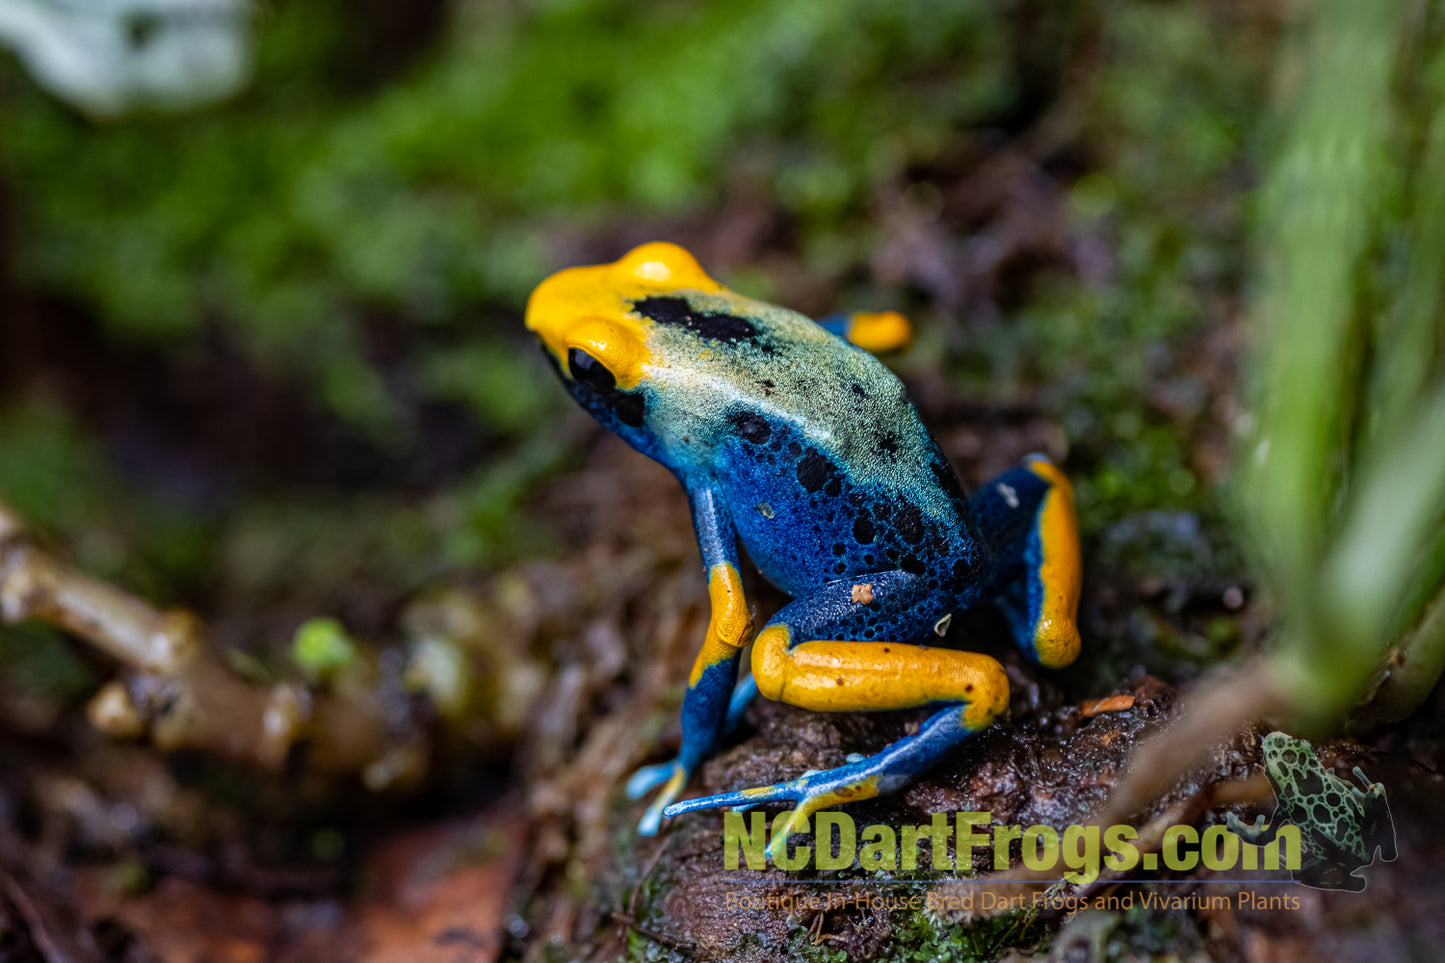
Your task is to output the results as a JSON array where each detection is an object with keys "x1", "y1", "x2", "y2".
[{"x1": 528, "y1": 251, "x2": 1081, "y2": 850}]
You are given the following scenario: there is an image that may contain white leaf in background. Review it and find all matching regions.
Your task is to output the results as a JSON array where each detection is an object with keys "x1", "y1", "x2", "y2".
[{"x1": 0, "y1": 0, "x2": 251, "y2": 116}]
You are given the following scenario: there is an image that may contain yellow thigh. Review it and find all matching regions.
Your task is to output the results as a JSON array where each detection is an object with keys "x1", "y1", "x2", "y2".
[{"x1": 751, "y1": 625, "x2": 1009, "y2": 732}]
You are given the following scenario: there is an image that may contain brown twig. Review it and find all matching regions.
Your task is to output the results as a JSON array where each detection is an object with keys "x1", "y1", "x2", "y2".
[
  {"x1": 0, "y1": 499, "x2": 424, "y2": 786},
  {"x1": 0, "y1": 865, "x2": 100, "y2": 963},
  {"x1": 1089, "y1": 663, "x2": 1284, "y2": 830}
]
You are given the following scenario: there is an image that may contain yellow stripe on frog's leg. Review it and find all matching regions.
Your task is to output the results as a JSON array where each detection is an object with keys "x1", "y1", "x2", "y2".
[
  {"x1": 1023, "y1": 456, "x2": 1082, "y2": 669},
  {"x1": 633, "y1": 564, "x2": 748, "y2": 835},
  {"x1": 751, "y1": 625, "x2": 1009, "y2": 732},
  {"x1": 815, "y1": 311, "x2": 913, "y2": 354},
  {"x1": 688, "y1": 561, "x2": 751, "y2": 687},
  {"x1": 634, "y1": 563, "x2": 747, "y2": 834},
  {"x1": 845, "y1": 311, "x2": 912, "y2": 353},
  {"x1": 631, "y1": 488, "x2": 750, "y2": 836},
  {"x1": 674, "y1": 559, "x2": 750, "y2": 773}
]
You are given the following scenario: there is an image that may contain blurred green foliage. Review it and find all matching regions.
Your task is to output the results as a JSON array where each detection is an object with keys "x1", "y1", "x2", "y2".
[
  {"x1": 1243, "y1": 0, "x2": 1445, "y2": 726},
  {"x1": 0, "y1": 400, "x2": 213, "y2": 596},
  {"x1": 6, "y1": 0, "x2": 1011, "y2": 436},
  {"x1": 0, "y1": 0, "x2": 1269, "y2": 621},
  {"x1": 6, "y1": 7, "x2": 1445, "y2": 958},
  {"x1": 952, "y1": 3, "x2": 1263, "y2": 530}
]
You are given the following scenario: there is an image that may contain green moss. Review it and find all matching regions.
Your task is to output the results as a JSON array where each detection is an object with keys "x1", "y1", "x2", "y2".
[
  {"x1": 874, "y1": 901, "x2": 1041, "y2": 963},
  {"x1": 946, "y1": 3, "x2": 1263, "y2": 532},
  {"x1": 624, "y1": 928, "x2": 689, "y2": 963},
  {"x1": 1103, "y1": 899, "x2": 1207, "y2": 961},
  {"x1": 783, "y1": 916, "x2": 850, "y2": 963}
]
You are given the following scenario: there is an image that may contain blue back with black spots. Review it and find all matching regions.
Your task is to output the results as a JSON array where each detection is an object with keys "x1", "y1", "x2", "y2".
[
  {"x1": 607, "y1": 288, "x2": 995, "y2": 603},
  {"x1": 715, "y1": 415, "x2": 986, "y2": 601}
]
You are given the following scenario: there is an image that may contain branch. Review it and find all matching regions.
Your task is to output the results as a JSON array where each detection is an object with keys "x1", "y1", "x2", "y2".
[{"x1": 0, "y1": 500, "x2": 425, "y2": 786}]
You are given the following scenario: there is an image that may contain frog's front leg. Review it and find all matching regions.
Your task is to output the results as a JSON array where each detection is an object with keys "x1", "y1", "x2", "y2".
[
  {"x1": 664, "y1": 571, "x2": 1008, "y2": 861},
  {"x1": 1225, "y1": 812, "x2": 1278, "y2": 846},
  {"x1": 627, "y1": 485, "x2": 752, "y2": 834}
]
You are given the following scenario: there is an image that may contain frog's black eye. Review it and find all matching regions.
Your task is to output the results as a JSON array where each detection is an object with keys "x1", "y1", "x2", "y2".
[
  {"x1": 568, "y1": 348, "x2": 617, "y2": 391},
  {"x1": 565, "y1": 346, "x2": 647, "y2": 428}
]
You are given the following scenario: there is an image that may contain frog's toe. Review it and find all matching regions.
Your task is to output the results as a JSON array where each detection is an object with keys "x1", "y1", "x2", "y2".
[
  {"x1": 660, "y1": 779, "x2": 847, "y2": 862},
  {"x1": 1225, "y1": 812, "x2": 1268, "y2": 841},
  {"x1": 626, "y1": 760, "x2": 679, "y2": 799},
  {"x1": 627, "y1": 759, "x2": 690, "y2": 836},
  {"x1": 663, "y1": 757, "x2": 882, "y2": 824},
  {"x1": 662, "y1": 780, "x2": 801, "y2": 818}
]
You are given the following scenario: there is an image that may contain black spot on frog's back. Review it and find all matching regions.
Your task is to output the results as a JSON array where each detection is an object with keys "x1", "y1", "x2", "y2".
[
  {"x1": 894, "y1": 503, "x2": 925, "y2": 544},
  {"x1": 796, "y1": 447, "x2": 843, "y2": 496},
  {"x1": 729, "y1": 410, "x2": 772, "y2": 445},
  {"x1": 632, "y1": 296, "x2": 760, "y2": 344}
]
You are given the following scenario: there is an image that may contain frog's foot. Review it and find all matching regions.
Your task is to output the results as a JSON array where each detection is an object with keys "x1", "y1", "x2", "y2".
[
  {"x1": 1225, "y1": 812, "x2": 1270, "y2": 844},
  {"x1": 665, "y1": 701, "x2": 996, "y2": 862},
  {"x1": 664, "y1": 753, "x2": 886, "y2": 862},
  {"x1": 1351, "y1": 766, "x2": 1383, "y2": 795},
  {"x1": 1300, "y1": 861, "x2": 1366, "y2": 893},
  {"x1": 626, "y1": 758, "x2": 692, "y2": 836},
  {"x1": 627, "y1": 672, "x2": 757, "y2": 836}
]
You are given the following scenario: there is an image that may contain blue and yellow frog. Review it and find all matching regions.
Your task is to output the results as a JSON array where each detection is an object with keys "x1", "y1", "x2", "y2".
[{"x1": 525, "y1": 243, "x2": 1082, "y2": 850}]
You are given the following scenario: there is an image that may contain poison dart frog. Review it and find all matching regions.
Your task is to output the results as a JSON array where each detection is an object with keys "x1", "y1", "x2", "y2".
[
  {"x1": 525, "y1": 243, "x2": 1082, "y2": 856},
  {"x1": 1226, "y1": 732, "x2": 1395, "y2": 891}
]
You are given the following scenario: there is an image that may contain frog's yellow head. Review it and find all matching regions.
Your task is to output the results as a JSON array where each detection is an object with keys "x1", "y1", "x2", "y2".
[{"x1": 525, "y1": 242, "x2": 722, "y2": 391}]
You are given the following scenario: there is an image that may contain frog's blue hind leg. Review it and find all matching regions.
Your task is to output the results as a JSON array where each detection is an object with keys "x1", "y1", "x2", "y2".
[
  {"x1": 663, "y1": 572, "x2": 1009, "y2": 861},
  {"x1": 968, "y1": 455, "x2": 1082, "y2": 668},
  {"x1": 629, "y1": 671, "x2": 757, "y2": 830},
  {"x1": 666, "y1": 702, "x2": 994, "y2": 862}
]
